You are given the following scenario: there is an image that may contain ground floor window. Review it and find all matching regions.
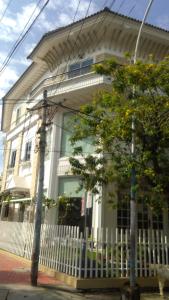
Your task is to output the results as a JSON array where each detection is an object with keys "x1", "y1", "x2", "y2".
[
  {"x1": 117, "y1": 200, "x2": 163, "y2": 230},
  {"x1": 58, "y1": 177, "x2": 92, "y2": 231},
  {"x1": 58, "y1": 196, "x2": 82, "y2": 227},
  {"x1": 117, "y1": 201, "x2": 130, "y2": 229},
  {"x1": 4, "y1": 204, "x2": 9, "y2": 218}
]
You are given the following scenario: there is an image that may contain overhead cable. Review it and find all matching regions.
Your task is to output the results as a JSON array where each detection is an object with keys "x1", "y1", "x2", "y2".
[
  {"x1": 0, "y1": 0, "x2": 13, "y2": 24},
  {"x1": 0, "y1": 0, "x2": 50, "y2": 75}
]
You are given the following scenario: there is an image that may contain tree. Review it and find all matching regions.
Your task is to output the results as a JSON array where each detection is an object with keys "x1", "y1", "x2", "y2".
[
  {"x1": 69, "y1": 56, "x2": 169, "y2": 288},
  {"x1": 70, "y1": 56, "x2": 169, "y2": 210}
]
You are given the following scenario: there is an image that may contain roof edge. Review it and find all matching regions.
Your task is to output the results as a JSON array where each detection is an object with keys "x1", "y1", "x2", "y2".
[
  {"x1": 28, "y1": 7, "x2": 169, "y2": 60},
  {"x1": 1, "y1": 62, "x2": 34, "y2": 132},
  {"x1": 2, "y1": 62, "x2": 34, "y2": 100}
]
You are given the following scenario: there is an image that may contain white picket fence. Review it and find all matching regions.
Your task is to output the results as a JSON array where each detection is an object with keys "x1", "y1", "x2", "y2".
[{"x1": 0, "y1": 221, "x2": 169, "y2": 278}]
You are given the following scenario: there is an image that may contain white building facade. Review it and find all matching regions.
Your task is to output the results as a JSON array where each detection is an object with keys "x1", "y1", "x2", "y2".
[{"x1": 1, "y1": 8, "x2": 169, "y2": 233}]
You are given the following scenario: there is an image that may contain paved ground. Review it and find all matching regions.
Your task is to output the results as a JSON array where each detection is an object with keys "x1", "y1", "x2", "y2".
[
  {"x1": 0, "y1": 250, "x2": 61, "y2": 285},
  {"x1": 0, "y1": 249, "x2": 169, "y2": 299},
  {"x1": 0, "y1": 286, "x2": 169, "y2": 300}
]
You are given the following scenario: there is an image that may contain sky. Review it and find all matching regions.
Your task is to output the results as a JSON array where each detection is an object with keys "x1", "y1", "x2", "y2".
[{"x1": 0, "y1": 0, "x2": 169, "y2": 173}]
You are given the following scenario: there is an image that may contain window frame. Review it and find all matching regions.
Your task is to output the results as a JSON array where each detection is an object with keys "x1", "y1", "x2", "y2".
[
  {"x1": 117, "y1": 201, "x2": 164, "y2": 230},
  {"x1": 60, "y1": 112, "x2": 95, "y2": 158},
  {"x1": 68, "y1": 58, "x2": 93, "y2": 79},
  {"x1": 15, "y1": 107, "x2": 21, "y2": 125},
  {"x1": 9, "y1": 149, "x2": 17, "y2": 168},
  {"x1": 24, "y1": 141, "x2": 32, "y2": 161}
]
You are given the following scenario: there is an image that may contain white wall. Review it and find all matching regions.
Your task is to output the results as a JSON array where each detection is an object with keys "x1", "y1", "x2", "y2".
[{"x1": 19, "y1": 124, "x2": 38, "y2": 181}]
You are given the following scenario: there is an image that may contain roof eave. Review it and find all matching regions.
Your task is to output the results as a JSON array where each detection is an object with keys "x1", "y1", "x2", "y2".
[{"x1": 27, "y1": 7, "x2": 169, "y2": 61}]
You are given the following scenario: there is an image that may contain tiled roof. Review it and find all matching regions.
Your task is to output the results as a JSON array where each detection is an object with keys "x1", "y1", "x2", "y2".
[{"x1": 28, "y1": 6, "x2": 169, "y2": 59}]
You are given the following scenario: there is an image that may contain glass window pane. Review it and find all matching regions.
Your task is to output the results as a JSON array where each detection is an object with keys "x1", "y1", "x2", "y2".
[
  {"x1": 25, "y1": 141, "x2": 32, "y2": 161},
  {"x1": 16, "y1": 108, "x2": 21, "y2": 125},
  {"x1": 60, "y1": 113, "x2": 73, "y2": 157},
  {"x1": 9, "y1": 150, "x2": 16, "y2": 168},
  {"x1": 60, "y1": 113, "x2": 94, "y2": 157},
  {"x1": 68, "y1": 59, "x2": 93, "y2": 78},
  {"x1": 68, "y1": 63, "x2": 80, "y2": 78},
  {"x1": 81, "y1": 59, "x2": 93, "y2": 75},
  {"x1": 58, "y1": 177, "x2": 84, "y2": 197}
]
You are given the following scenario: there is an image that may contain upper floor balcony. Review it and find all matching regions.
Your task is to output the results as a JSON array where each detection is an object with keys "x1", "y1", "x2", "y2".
[{"x1": 28, "y1": 64, "x2": 112, "y2": 109}]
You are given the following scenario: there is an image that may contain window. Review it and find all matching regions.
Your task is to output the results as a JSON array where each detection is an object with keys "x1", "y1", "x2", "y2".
[
  {"x1": 4, "y1": 204, "x2": 9, "y2": 218},
  {"x1": 117, "y1": 201, "x2": 164, "y2": 229},
  {"x1": 117, "y1": 201, "x2": 130, "y2": 229},
  {"x1": 151, "y1": 211, "x2": 163, "y2": 230},
  {"x1": 60, "y1": 113, "x2": 94, "y2": 157},
  {"x1": 9, "y1": 150, "x2": 16, "y2": 168},
  {"x1": 68, "y1": 58, "x2": 93, "y2": 78},
  {"x1": 58, "y1": 177, "x2": 84, "y2": 197},
  {"x1": 15, "y1": 108, "x2": 21, "y2": 125},
  {"x1": 58, "y1": 177, "x2": 84, "y2": 228},
  {"x1": 24, "y1": 141, "x2": 32, "y2": 161}
]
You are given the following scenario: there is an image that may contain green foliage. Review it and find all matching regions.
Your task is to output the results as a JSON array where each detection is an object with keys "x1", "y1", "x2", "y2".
[
  {"x1": 42, "y1": 195, "x2": 56, "y2": 209},
  {"x1": 69, "y1": 56, "x2": 169, "y2": 211},
  {"x1": 0, "y1": 192, "x2": 12, "y2": 203},
  {"x1": 57, "y1": 194, "x2": 82, "y2": 226}
]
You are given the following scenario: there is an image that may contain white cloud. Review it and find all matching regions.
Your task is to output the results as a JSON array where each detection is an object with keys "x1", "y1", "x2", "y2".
[
  {"x1": 68, "y1": 0, "x2": 97, "y2": 17},
  {"x1": 0, "y1": 67, "x2": 19, "y2": 99},
  {"x1": 0, "y1": 2, "x2": 41, "y2": 42},
  {"x1": 12, "y1": 57, "x2": 31, "y2": 67},
  {"x1": 58, "y1": 13, "x2": 73, "y2": 26},
  {"x1": 39, "y1": 0, "x2": 98, "y2": 30},
  {"x1": 24, "y1": 42, "x2": 37, "y2": 57},
  {"x1": 36, "y1": 11, "x2": 54, "y2": 31},
  {"x1": 0, "y1": 0, "x2": 8, "y2": 14},
  {"x1": 156, "y1": 15, "x2": 169, "y2": 30},
  {"x1": 0, "y1": 51, "x2": 8, "y2": 64},
  {"x1": 46, "y1": 0, "x2": 60, "y2": 10}
]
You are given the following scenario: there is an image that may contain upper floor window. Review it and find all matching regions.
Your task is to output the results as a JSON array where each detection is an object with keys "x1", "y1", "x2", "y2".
[
  {"x1": 68, "y1": 58, "x2": 93, "y2": 79},
  {"x1": 9, "y1": 150, "x2": 16, "y2": 168},
  {"x1": 24, "y1": 141, "x2": 32, "y2": 161},
  {"x1": 15, "y1": 108, "x2": 21, "y2": 125},
  {"x1": 60, "y1": 113, "x2": 94, "y2": 157}
]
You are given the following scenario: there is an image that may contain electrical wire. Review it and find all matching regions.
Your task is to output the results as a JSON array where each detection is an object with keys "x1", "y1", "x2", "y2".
[
  {"x1": 1, "y1": 59, "x2": 104, "y2": 104},
  {"x1": 1, "y1": 0, "x2": 136, "y2": 103},
  {"x1": 0, "y1": 0, "x2": 13, "y2": 24},
  {"x1": 0, "y1": 0, "x2": 139, "y2": 136},
  {"x1": 49, "y1": 0, "x2": 94, "y2": 98},
  {"x1": 1, "y1": 109, "x2": 39, "y2": 133},
  {"x1": 1, "y1": 2, "x2": 139, "y2": 139},
  {"x1": 0, "y1": 0, "x2": 50, "y2": 75},
  {"x1": 1, "y1": 0, "x2": 147, "y2": 105},
  {"x1": 49, "y1": 0, "x2": 122, "y2": 98},
  {"x1": 1, "y1": 119, "x2": 95, "y2": 152},
  {"x1": 0, "y1": 0, "x2": 43, "y2": 71},
  {"x1": 43, "y1": 0, "x2": 129, "y2": 108},
  {"x1": 66, "y1": 0, "x2": 82, "y2": 41},
  {"x1": 49, "y1": 0, "x2": 137, "y2": 108}
]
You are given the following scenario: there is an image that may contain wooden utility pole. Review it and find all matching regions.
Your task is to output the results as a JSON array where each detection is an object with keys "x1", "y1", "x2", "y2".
[{"x1": 30, "y1": 90, "x2": 47, "y2": 286}]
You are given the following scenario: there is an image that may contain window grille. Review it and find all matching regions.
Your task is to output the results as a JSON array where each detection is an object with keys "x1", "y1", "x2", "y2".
[
  {"x1": 68, "y1": 58, "x2": 93, "y2": 78},
  {"x1": 24, "y1": 141, "x2": 32, "y2": 161},
  {"x1": 9, "y1": 150, "x2": 16, "y2": 168},
  {"x1": 117, "y1": 200, "x2": 163, "y2": 230}
]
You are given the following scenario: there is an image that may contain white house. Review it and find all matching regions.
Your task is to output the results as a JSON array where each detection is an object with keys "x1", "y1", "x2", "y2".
[{"x1": 1, "y1": 7, "x2": 169, "y2": 234}]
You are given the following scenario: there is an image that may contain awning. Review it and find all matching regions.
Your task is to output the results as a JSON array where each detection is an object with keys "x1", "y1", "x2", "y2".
[
  {"x1": 3, "y1": 197, "x2": 32, "y2": 203},
  {"x1": 6, "y1": 176, "x2": 30, "y2": 193}
]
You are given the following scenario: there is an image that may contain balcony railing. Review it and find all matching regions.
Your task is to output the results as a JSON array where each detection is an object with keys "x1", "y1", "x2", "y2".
[{"x1": 29, "y1": 61, "x2": 105, "y2": 98}]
